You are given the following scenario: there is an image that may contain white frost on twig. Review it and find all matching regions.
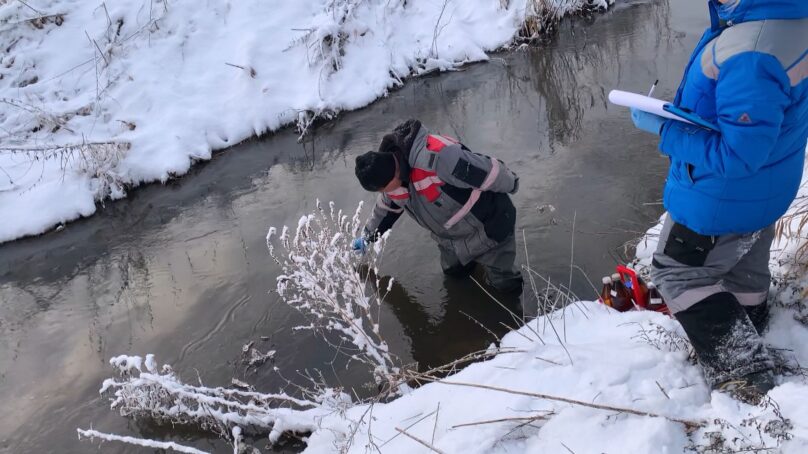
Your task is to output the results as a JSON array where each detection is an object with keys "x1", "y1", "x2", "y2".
[
  {"x1": 94, "y1": 353, "x2": 353, "y2": 446},
  {"x1": 268, "y1": 200, "x2": 404, "y2": 388},
  {"x1": 77, "y1": 428, "x2": 210, "y2": 454}
]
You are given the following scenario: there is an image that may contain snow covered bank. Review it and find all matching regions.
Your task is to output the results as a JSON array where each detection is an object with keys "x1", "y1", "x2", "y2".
[
  {"x1": 302, "y1": 302, "x2": 807, "y2": 453},
  {"x1": 0, "y1": 0, "x2": 611, "y2": 243},
  {"x1": 82, "y1": 299, "x2": 808, "y2": 453}
]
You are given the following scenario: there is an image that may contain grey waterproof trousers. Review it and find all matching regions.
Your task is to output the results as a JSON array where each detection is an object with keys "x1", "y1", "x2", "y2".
[
  {"x1": 438, "y1": 234, "x2": 523, "y2": 294},
  {"x1": 651, "y1": 215, "x2": 774, "y2": 314},
  {"x1": 650, "y1": 214, "x2": 775, "y2": 385}
]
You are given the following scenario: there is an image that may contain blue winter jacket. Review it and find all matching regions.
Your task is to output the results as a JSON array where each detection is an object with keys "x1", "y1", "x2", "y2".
[{"x1": 659, "y1": 0, "x2": 808, "y2": 235}]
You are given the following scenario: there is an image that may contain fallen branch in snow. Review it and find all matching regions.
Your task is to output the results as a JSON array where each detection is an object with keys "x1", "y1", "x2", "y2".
[
  {"x1": 0, "y1": 97, "x2": 75, "y2": 133},
  {"x1": 224, "y1": 62, "x2": 257, "y2": 78},
  {"x1": 85, "y1": 30, "x2": 109, "y2": 66},
  {"x1": 0, "y1": 141, "x2": 126, "y2": 154},
  {"x1": 17, "y1": 0, "x2": 45, "y2": 15},
  {"x1": 10, "y1": 12, "x2": 65, "y2": 29},
  {"x1": 394, "y1": 427, "x2": 446, "y2": 454},
  {"x1": 77, "y1": 429, "x2": 209, "y2": 454},
  {"x1": 0, "y1": 141, "x2": 128, "y2": 194},
  {"x1": 418, "y1": 378, "x2": 706, "y2": 431},
  {"x1": 82, "y1": 353, "x2": 353, "y2": 450},
  {"x1": 397, "y1": 347, "x2": 525, "y2": 388},
  {"x1": 451, "y1": 412, "x2": 554, "y2": 429}
]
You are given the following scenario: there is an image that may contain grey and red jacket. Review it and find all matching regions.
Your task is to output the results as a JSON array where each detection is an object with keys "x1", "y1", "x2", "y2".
[{"x1": 364, "y1": 120, "x2": 519, "y2": 265}]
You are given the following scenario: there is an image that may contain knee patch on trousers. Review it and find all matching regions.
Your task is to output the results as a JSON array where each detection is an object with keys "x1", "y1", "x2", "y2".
[{"x1": 662, "y1": 222, "x2": 717, "y2": 267}]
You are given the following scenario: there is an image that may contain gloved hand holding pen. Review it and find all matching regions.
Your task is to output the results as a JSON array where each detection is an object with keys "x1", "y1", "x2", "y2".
[{"x1": 631, "y1": 108, "x2": 667, "y2": 136}]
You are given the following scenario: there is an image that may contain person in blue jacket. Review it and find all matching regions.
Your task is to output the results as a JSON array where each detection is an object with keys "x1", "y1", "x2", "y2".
[{"x1": 629, "y1": 0, "x2": 808, "y2": 403}]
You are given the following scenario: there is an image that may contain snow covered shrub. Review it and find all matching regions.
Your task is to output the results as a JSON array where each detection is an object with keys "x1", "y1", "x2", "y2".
[
  {"x1": 0, "y1": 0, "x2": 166, "y2": 200},
  {"x1": 83, "y1": 354, "x2": 351, "y2": 451},
  {"x1": 285, "y1": 0, "x2": 406, "y2": 135},
  {"x1": 267, "y1": 201, "x2": 406, "y2": 391},
  {"x1": 775, "y1": 181, "x2": 808, "y2": 266},
  {"x1": 290, "y1": 0, "x2": 368, "y2": 74},
  {"x1": 632, "y1": 320, "x2": 693, "y2": 356},
  {"x1": 80, "y1": 202, "x2": 408, "y2": 451},
  {"x1": 518, "y1": 0, "x2": 612, "y2": 41},
  {"x1": 0, "y1": 141, "x2": 129, "y2": 197},
  {"x1": 690, "y1": 396, "x2": 794, "y2": 454}
]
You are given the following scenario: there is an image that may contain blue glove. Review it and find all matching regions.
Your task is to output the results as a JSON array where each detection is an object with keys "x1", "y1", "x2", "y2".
[
  {"x1": 351, "y1": 237, "x2": 367, "y2": 255},
  {"x1": 630, "y1": 108, "x2": 666, "y2": 136}
]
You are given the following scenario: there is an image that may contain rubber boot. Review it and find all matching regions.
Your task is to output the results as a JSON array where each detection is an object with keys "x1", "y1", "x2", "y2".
[
  {"x1": 674, "y1": 292, "x2": 774, "y2": 402},
  {"x1": 744, "y1": 300, "x2": 770, "y2": 335},
  {"x1": 715, "y1": 369, "x2": 776, "y2": 405},
  {"x1": 442, "y1": 261, "x2": 477, "y2": 278}
]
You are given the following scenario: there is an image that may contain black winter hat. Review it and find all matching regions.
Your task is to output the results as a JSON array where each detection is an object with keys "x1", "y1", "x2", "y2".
[{"x1": 355, "y1": 151, "x2": 396, "y2": 191}]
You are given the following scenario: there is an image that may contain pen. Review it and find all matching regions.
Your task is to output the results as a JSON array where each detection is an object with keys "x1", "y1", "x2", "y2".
[{"x1": 648, "y1": 79, "x2": 659, "y2": 97}]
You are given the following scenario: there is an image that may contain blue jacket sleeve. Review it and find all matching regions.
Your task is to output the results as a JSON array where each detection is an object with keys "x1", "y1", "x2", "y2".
[{"x1": 659, "y1": 52, "x2": 791, "y2": 178}]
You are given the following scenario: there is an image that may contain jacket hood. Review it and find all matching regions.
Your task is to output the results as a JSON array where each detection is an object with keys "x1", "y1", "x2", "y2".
[
  {"x1": 379, "y1": 119, "x2": 422, "y2": 155},
  {"x1": 378, "y1": 119, "x2": 422, "y2": 184},
  {"x1": 710, "y1": 0, "x2": 808, "y2": 24}
]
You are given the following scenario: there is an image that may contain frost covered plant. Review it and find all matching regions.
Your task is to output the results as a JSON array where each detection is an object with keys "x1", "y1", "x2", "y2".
[
  {"x1": 771, "y1": 174, "x2": 808, "y2": 323},
  {"x1": 79, "y1": 354, "x2": 352, "y2": 452},
  {"x1": 631, "y1": 321, "x2": 693, "y2": 355},
  {"x1": 775, "y1": 180, "x2": 808, "y2": 263},
  {"x1": 518, "y1": 0, "x2": 611, "y2": 41},
  {"x1": 691, "y1": 397, "x2": 794, "y2": 454},
  {"x1": 0, "y1": 141, "x2": 129, "y2": 195},
  {"x1": 289, "y1": 0, "x2": 386, "y2": 74},
  {"x1": 267, "y1": 200, "x2": 405, "y2": 391},
  {"x1": 286, "y1": 0, "x2": 380, "y2": 135},
  {"x1": 79, "y1": 201, "x2": 406, "y2": 452}
]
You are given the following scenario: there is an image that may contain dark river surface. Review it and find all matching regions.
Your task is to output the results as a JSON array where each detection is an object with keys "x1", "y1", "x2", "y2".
[{"x1": 0, "y1": 0, "x2": 708, "y2": 452}]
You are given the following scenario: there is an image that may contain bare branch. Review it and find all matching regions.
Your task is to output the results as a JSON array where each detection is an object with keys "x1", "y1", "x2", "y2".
[
  {"x1": 394, "y1": 427, "x2": 446, "y2": 454},
  {"x1": 421, "y1": 378, "x2": 705, "y2": 431},
  {"x1": 451, "y1": 412, "x2": 552, "y2": 429}
]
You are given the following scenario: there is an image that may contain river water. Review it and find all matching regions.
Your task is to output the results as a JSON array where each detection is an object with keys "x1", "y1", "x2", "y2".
[{"x1": 0, "y1": 0, "x2": 708, "y2": 452}]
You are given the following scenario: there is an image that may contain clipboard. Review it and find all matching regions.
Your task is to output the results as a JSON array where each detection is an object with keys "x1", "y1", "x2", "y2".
[
  {"x1": 662, "y1": 104, "x2": 720, "y2": 132},
  {"x1": 608, "y1": 90, "x2": 719, "y2": 132}
]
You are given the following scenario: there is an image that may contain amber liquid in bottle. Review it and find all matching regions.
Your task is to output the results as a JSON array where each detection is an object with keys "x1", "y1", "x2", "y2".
[
  {"x1": 647, "y1": 282, "x2": 667, "y2": 313},
  {"x1": 599, "y1": 276, "x2": 614, "y2": 307},
  {"x1": 610, "y1": 273, "x2": 634, "y2": 312}
]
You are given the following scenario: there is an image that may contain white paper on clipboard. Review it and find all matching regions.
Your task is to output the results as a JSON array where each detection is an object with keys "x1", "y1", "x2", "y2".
[
  {"x1": 609, "y1": 90, "x2": 722, "y2": 131},
  {"x1": 608, "y1": 90, "x2": 689, "y2": 122}
]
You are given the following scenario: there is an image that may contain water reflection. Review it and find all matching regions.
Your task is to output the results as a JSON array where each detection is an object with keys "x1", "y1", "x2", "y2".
[{"x1": 383, "y1": 273, "x2": 521, "y2": 371}]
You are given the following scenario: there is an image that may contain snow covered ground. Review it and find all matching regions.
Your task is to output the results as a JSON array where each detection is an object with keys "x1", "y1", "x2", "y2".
[
  {"x1": 0, "y1": 0, "x2": 610, "y2": 244},
  {"x1": 302, "y1": 304, "x2": 807, "y2": 453}
]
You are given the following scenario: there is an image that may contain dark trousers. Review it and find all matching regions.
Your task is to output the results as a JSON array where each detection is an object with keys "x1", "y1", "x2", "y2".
[{"x1": 438, "y1": 235, "x2": 523, "y2": 294}]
